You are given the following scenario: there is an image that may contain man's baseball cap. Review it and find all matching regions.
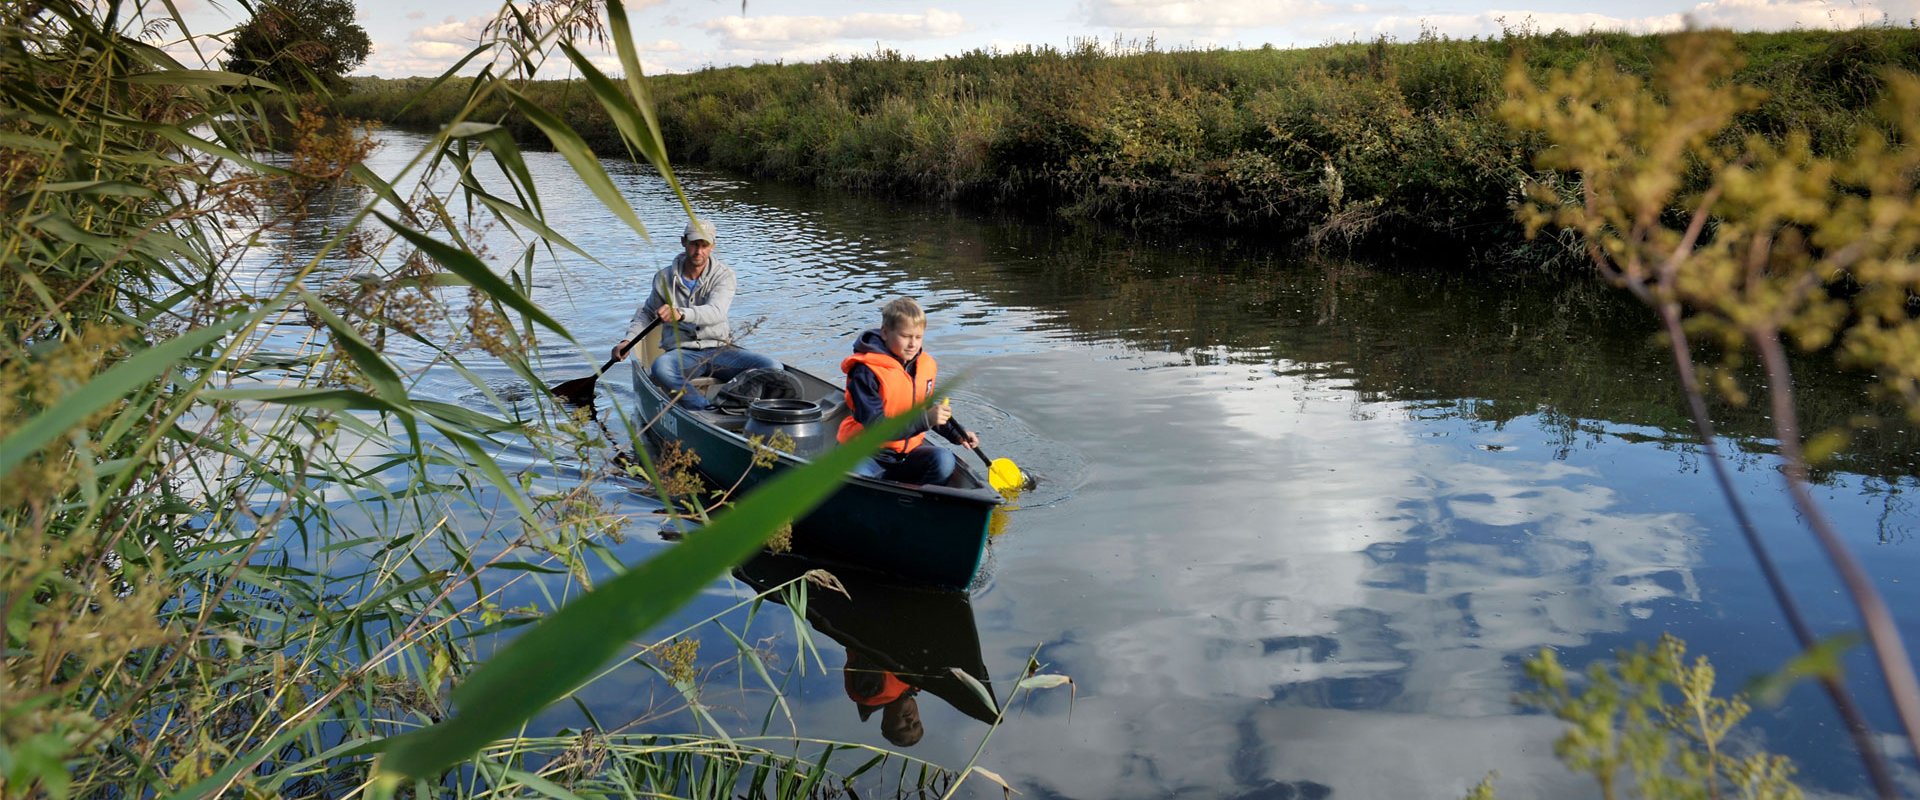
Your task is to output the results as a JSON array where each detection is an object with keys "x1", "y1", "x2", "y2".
[{"x1": 683, "y1": 218, "x2": 716, "y2": 244}]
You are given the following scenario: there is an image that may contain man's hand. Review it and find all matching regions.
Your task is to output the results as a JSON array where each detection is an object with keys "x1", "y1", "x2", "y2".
[
  {"x1": 656, "y1": 305, "x2": 683, "y2": 323},
  {"x1": 611, "y1": 341, "x2": 630, "y2": 361}
]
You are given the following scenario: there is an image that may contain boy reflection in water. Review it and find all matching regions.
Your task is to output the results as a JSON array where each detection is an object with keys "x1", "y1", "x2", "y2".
[{"x1": 843, "y1": 651, "x2": 923, "y2": 746}]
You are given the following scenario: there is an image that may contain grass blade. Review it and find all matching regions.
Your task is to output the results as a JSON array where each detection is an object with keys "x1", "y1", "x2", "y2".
[
  {"x1": 482, "y1": 763, "x2": 589, "y2": 800},
  {"x1": 299, "y1": 289, "x2": 406, "y2": 403},
  {"x1": 470, "y1": 187, "x2": 598, "y2": 264},
  {"x1": 501, "y1": 88, "x2": 650, "y2": 242},
  {"x1": 949, "y1": 668, "x2": 997, "y2": 716},
  {"x1": 375, "y1": 211, "x2": 569, "y2": 338},
  {"x1": 603, "y1": 0, "x2": 692, "y2": 215},
  {"x1": 199, "y1": 388, "x2": 404, "y2": 416}
]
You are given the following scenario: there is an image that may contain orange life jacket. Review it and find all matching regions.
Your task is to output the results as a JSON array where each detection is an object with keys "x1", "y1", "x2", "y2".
[
  {"x1": 845, "y1": 669, "x2": 914, "y2": 707},
  {"x1": 838, "y1": 350, "x2": 938, "y2": 454}
]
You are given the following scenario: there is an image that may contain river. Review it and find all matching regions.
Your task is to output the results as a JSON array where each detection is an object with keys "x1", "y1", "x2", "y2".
[{"x1": 263, "y1": 129, "x2": 1920, "y2": 798}]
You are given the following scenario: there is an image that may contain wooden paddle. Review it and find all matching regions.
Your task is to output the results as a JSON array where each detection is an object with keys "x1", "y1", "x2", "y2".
[
  {"x1": 945, "y1": 412, "x2": 1031, "y2": 493},
  {"x1": 549, "y1": 317, "x2": 663, "y2": 405}
]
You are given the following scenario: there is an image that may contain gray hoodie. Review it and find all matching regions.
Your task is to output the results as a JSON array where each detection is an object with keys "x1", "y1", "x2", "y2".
[{"x1": 624, "y1": 253, "x2": 737, "y2": 350}]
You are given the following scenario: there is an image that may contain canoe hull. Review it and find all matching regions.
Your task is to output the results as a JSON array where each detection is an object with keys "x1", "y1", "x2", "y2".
[{"x1": 630, "y1": 359, "x2": 998, "y2": 590}]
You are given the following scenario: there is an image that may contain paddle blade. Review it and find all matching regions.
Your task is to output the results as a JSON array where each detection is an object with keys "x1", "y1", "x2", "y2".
[
  {"x1": 988, "y1": 458, "x2": 1027, "y2": 494},
  {"x1": 548, "y1": 374, "x2": 598, "y2": 404}
]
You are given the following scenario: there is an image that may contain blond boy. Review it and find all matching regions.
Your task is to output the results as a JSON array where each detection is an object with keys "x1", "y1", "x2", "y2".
[{"x1": 837, "y1": 298, "x2": 980, "y2": 484}]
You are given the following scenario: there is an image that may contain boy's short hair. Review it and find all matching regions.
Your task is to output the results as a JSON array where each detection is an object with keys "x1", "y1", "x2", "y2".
[{"x1": 880, "y1": 297, "x2": 926, "y2": 332}]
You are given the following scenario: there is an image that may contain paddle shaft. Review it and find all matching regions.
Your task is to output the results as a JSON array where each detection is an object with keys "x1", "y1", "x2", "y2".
[
  {"x1": 605, "y1": 317, "x2": 665, "y2": 375},
  {"x1": 945, "y1": 417, "x2": 998, "y2": 467},
  {"x1": 548, "y1": 317, "x2": 664, "y2": 402}
]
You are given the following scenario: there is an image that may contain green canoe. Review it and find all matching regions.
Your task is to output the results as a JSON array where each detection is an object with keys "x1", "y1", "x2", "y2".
[{"x1": 629, "y1": 345, "x2": 1002, "y2": 590}]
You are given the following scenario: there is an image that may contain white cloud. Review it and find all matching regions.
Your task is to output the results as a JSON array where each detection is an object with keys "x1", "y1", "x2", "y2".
[
  {"x1": 355, "y1": 14, "x2": 493, "y2": 75},
  {"x1": 702, "y1": 8, "x2": 969, "y2": 49},
  {"x1": 1682, "y1": 0, "x2": 1911, "y2": 28},
  {"x1": 358, "y1": 10, "x2": 690, "y2": 77},
  {"x1": 1368, "y1": 10, "x2": 1681, "y2": 39},
  {"x1": 658, "y1": 42, "x2": 860, "y2": 70},
  {"x1": 410, "y1": 15, "x2": 490, "y2": 48},
  {"x1": 1369, "y1": 0, "x2": 1911, "y2": 40},
  {"x1": 1084, "y1": 0, "x2": 1341, "y2": 29},
  {"x1": 408, "y1": 40, "x2": 474, "y2": 60}
]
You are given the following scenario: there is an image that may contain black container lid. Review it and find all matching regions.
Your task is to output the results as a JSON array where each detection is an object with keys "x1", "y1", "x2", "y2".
[{"x1": 748, "y1": 398, "x2": 824, "y2": 424}]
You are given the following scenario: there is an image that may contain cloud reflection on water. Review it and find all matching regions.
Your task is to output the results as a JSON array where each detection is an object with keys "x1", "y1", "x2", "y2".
[{"x1": 964, "y1": 347, "x2": 1702, "y2": 797}]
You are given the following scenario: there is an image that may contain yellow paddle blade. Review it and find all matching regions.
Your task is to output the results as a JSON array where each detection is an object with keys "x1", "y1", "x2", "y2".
[{"x1": 988, "y1": 458, "x2": 1025, "y2": 494}]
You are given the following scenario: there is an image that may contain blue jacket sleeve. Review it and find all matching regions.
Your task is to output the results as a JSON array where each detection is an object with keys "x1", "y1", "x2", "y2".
[{"x1": 932, "y1": 419, "x2": 966, "y2": 445}]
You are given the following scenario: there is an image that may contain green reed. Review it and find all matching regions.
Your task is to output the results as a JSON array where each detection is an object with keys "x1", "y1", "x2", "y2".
[{"x1": 1, "y1": 2, "x2": 1061, "y2": 797}]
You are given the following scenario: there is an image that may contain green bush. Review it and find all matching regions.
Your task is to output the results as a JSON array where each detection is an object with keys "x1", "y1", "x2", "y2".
[{"x1": 335, "y1": 26, "x2": 1920, "y2": 268}]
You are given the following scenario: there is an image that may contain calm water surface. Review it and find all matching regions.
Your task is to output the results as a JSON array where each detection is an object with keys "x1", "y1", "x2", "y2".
[{"x1": 270, "y1": 130, "x2": 1920, "y2": 799}]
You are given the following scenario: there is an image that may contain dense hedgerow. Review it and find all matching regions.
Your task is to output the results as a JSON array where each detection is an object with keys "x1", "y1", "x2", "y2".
[{"x1": 336, "y1": 26, "x2": 1920, "y2": 266}]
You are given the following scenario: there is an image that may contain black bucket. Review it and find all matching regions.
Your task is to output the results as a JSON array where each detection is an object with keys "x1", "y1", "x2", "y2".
[
  {"x1": 745, "y1": 399, "x2": 830, "y2": 457},
  {"x1": 747, "y1": 398, "x2": 825, "y2": 424}
]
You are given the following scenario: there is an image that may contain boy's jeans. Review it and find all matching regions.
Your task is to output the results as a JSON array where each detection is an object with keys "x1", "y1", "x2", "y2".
[
  {"x1": 852, "y1": 443, "x2": 957, "y2": 486},
  {"x1": 651, "y1": 346, "x2": 782, "y2": 410}
]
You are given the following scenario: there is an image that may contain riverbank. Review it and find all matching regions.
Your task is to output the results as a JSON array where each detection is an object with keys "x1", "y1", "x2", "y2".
[{"x1": 337, "y1": 26, "x2": 1920, "y2": 265}]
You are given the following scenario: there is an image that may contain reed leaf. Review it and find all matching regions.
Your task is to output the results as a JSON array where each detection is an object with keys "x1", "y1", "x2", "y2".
[
  {"x1": 502, "y1": 87, "x2": 651, "y2": 240},
  {"x1": 299, "y1": 288, "x2": 407, "y2": 404},
  {"x1": 376, "y1": 211, "x2": 568, "y2": 336}
]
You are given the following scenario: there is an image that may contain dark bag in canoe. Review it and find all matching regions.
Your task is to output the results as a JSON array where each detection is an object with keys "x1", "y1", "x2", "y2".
[{"x1": 714, "y1": 368, "x2": 803, "y2": 413}]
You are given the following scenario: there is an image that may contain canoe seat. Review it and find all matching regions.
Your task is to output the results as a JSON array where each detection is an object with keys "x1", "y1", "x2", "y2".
[
  {"x1": 636, "y1": 323, "x2": 665, "y2": 365},
  {"x1": 632, "y1": 322, "x2": 723, "y2": 403}
]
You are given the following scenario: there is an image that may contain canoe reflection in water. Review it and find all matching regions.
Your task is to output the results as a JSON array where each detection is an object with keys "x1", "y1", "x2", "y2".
[
  {"x1": 733, "y1": 551, "x2": 1001, "y2": 747},
  {"x1": 845, "y1": 651, "x2": 922, "y2": 746}
]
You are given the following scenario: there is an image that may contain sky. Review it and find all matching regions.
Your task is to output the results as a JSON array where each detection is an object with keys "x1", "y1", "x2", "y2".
[{"x1": 165, "y1": 0, "x2": 1920, "y2": 77}]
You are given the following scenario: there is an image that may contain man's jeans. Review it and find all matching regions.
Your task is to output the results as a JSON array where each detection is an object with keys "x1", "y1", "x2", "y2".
[
  {"x1": 852, "y1": 443, "x2": 957, "y2": 486},
  {"x1": 651, "y1": 346, "x2": 782, "y2": 410}
]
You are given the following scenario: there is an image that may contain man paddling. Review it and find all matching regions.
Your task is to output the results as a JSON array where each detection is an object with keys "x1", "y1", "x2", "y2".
[{"x1": 614, "y1": 218, "x2": 781, "y2": 409}]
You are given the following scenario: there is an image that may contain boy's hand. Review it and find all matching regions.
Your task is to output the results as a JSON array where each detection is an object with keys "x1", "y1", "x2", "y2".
[
  {"x1": 960, "y1": 431, "x2": 980, "y2": 449},
  {"x1": 929, "y1": 401, "x2": 952, "y2": 428}
]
